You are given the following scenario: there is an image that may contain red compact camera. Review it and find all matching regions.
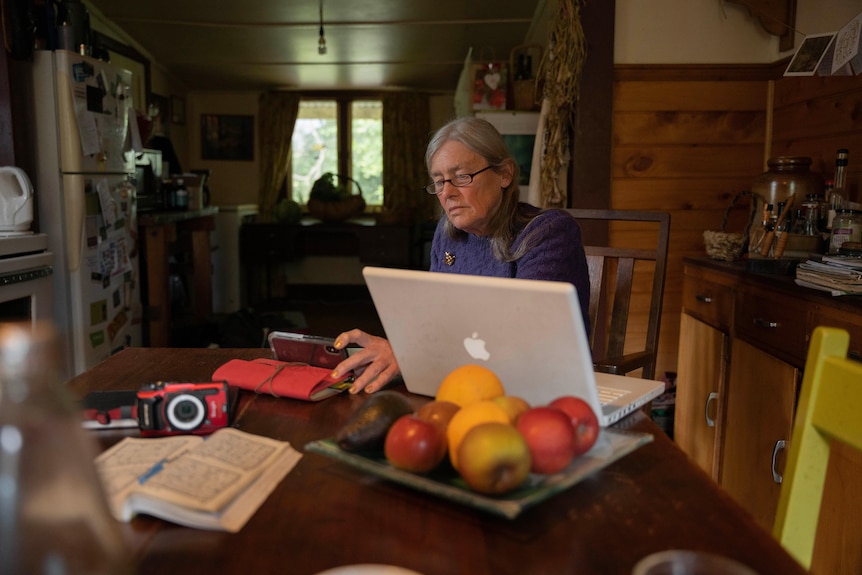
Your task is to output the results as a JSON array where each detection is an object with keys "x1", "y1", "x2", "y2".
[
  {"x1": 137, "y1": 381, "x2": 231, "y2": 436},
  {"x1": 82, "y1": 382, "x2": 231, "y2": 436}
]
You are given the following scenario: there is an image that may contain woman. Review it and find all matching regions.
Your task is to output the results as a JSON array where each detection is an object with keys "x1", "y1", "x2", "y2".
[{"x1": 331, "y1": 116, "x2": 590, "y2": 394}]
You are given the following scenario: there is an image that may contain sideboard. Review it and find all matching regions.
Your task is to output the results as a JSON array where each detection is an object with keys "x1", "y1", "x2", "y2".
[
  {"x1": 239, "y1": 220, "x2": 418, "y2": 305},
  {"x1": 674, "y1": 257, "x2": 862, "y2": 574}
]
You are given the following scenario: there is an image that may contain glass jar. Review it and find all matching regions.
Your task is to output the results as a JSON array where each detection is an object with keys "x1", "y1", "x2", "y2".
[
  {"x1": 751, "y1": 156, "x2": 824, "y2": 221},
  {"x1": 0, "y1": 322, "x2": 134, "y2": 574},
  {"x1": 828, "y1": 209, "x2": 862, "y2": 254}
]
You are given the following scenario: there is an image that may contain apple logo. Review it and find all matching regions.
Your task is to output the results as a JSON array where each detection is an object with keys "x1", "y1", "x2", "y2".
[{"x1": 463, "y1": 332, "x2": 490, "y2": 361}]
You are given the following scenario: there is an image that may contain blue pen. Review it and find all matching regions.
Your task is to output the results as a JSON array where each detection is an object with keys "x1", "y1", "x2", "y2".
[{"x1": 138, "y1": 459, "x2": 167, "y2": 485}]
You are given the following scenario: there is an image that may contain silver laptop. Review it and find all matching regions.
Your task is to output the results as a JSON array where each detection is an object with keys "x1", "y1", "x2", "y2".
[{"x1": 362, "y1": 266, "x2": 664, "y2": 427}]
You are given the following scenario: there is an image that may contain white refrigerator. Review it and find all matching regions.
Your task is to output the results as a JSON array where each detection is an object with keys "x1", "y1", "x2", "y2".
[{"x1": 25, "y1": 50, "x2": 143, "y2": 381}]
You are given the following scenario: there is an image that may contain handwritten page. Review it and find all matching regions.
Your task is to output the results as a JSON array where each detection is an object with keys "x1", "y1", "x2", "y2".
[{"x1": 95, "y1": 428, "x2": 301, "y2": 530}]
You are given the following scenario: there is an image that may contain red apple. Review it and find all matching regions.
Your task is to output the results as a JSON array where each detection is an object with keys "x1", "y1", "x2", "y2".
[
  {"x1": 548, "y1": 396, "x2": 600, "y2": 456},
  {"x1": 384, "y1": 414, "x2": 447, "y2": 473},
  {"x1": 516, "y1": 406, "x2": 577, "y2": 474},
  {"x1": 456, "y1": 422, "x2": 531, "y2": 495},
  {"x1": 415, "y1": 400, "x2": 460, "y2": 436}
]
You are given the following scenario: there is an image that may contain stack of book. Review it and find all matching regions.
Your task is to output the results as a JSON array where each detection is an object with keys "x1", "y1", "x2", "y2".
[{"x1": 795, "y1": 255, "x2": 862, "y2": 296}]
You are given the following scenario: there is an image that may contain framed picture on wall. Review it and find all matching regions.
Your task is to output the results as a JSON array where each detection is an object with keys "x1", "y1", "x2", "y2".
[
  {"x1": 201, "y1": 114, "x2": 254, "y2": 161},
  {"x1": 148, "y1": 93, "x2": 170, "y2": 138},
  {"x1": 170, "y1": 95, "x2": 185, "y2": 125},
  {"x1": 784, "y1": 33, "x2": 835, "y2": 76}
]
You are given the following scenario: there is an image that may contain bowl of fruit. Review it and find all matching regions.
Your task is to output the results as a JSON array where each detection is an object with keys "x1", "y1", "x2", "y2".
[{"x1": 305, "y1": 365, "x2": 653, "y2": 518}]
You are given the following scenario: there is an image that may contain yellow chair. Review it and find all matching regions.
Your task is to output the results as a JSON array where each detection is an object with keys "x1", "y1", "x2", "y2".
[{"x1": 772, "y1": 326, "x2": 862, "y2": 569}]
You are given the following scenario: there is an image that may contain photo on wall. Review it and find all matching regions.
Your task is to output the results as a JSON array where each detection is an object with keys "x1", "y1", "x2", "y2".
[
  {"x1": 201, "y1": 114, "x2": 254, "y2": 161},
  {"x1": 475, "y1": 111, "x2": 540, "y2": 189},
  {"x1": 784, "y1": 33, "x2": 836, "y2": 76}
]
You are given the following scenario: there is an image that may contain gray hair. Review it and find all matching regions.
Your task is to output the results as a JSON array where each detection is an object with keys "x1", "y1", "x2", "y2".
[{"x1": 426, "y1": 116, "x2": 536, "y2": 261}]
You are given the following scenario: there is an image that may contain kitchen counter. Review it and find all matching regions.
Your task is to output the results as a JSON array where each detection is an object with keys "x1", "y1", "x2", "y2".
[
  {"x1": 137, "y1": 206, "x2": 219, "y2": 227},
  {"x1": 683, "y1": 257, "x2": 862, "y2": 362}
]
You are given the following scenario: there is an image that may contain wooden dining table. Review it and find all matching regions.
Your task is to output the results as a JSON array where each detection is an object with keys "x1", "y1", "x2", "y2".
[{"x1": 68, "y1": 347, "x2": 806, "y2": 575}]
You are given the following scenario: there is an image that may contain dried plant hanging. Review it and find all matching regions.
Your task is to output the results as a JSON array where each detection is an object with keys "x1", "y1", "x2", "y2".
[{"x1": 536, "y1": 0, "x2": 586, "y2": 208}]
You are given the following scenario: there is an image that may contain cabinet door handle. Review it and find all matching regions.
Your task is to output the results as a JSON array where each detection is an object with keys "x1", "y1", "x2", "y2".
[
  {"x1": 753, "y1": 317, "x2": 779, "y2": 329},
  {"x1": 705, "y1": 392, "x2": 718, "y2": 427},
  {"x1": 695, "y1": 294, "x2": 713, "y2": 303},
  {"x1": 771, "y1": 439, "x2": 786, "y2": 484}
]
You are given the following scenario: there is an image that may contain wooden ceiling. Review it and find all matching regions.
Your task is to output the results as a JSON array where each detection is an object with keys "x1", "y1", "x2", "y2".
[{"x1": 85, "y1": 0, "x2": 545, "y2": 92}]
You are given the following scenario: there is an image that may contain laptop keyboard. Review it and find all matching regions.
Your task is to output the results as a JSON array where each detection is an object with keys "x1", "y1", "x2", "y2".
[{"x1": 596, "y1": 385, "x2": 630, "y2": 406}]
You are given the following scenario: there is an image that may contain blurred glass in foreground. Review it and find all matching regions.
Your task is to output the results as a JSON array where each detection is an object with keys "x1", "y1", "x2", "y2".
[{"x1": 0, "y1": 322, "x2": 133, "y2": 575}]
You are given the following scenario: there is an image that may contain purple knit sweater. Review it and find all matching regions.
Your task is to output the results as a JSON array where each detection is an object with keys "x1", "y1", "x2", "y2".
[{"x1": 429, "y1": 204, "x2": 591, "y2": 333}]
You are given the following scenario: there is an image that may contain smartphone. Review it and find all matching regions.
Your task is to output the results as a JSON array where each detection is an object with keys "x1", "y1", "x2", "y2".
[{"x1": 267, "y1": 331, "x2": 348, "y2": 370}]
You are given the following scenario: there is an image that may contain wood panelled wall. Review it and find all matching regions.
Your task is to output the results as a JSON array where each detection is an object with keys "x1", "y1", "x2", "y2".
[
  {"x1": 611, "y1": 65, "x2": 772, "y2": 380},
  {"x1": 609, "y1": 64, "x2": 862, "y2": 382},
  {"x1": 771, "y1": 75, "x2": 862, "y2": 200}
]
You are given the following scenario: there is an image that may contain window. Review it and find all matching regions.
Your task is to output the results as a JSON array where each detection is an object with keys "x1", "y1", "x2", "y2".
[{"x1": 291, "y1": 97, "x2": 383, "y2": 208}]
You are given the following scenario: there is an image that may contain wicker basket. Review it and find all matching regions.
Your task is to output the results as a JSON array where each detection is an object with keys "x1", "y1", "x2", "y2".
[
  {"x1": 703, "y1": 190, "x2": 761, "y2": 261},
  {"x1": 307, "y1": 174, "x2": 366, "y2": 222}
]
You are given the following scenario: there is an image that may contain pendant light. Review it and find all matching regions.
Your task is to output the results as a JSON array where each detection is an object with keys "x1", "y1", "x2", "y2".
[{"x1": 318, "y1": 0, "x2": 327, "y2": 55}]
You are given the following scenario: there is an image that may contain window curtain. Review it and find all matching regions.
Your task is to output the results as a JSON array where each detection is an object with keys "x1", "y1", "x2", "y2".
[
  {"x1": 381, "y1": 92, "x2": 438, "y2": 224},
  {"x1": 258, "y1": 91, "x2": 301, "y2": 221}
]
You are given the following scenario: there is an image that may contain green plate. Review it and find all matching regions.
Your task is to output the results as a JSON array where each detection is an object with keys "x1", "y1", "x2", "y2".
[{"x1": 305, "y1": 428, "x2": 652, "y2": 519}]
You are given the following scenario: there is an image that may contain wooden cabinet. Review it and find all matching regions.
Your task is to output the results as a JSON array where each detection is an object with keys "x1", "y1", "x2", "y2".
[
  {"x1": 674, "y1": 314, "x2": 726, "y2": 480},
  {"x1": 721, "y1": 337, "x2": 797, "y2": 530},
  {"x1": 677, "y1": 258, "x2": 862, "y2": 574},
  {"x1": 674, "y1": 264, "x2": 735, "y2": 480}
]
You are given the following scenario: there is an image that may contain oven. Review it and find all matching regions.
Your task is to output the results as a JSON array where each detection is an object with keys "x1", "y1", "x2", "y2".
[{"x1": 0, "y1": 234, "x2": 54, "y2": 326}]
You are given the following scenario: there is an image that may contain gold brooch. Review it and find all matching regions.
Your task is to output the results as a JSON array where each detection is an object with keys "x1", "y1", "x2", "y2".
[{"x1": 444, "y1": 251, "x2": 455, "y2": 266}]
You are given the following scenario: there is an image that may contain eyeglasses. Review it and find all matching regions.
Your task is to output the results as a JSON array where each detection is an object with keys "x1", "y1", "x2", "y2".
[{"x1": 424, "y1": 165, "x2": 493, "y2": 195}]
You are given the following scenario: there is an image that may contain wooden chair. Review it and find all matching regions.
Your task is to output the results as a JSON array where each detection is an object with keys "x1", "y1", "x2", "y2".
[
  {"x1": 772, "y1": 326, "x2": 862, "y2": 570},
  {"x1": 566, "y1": 209, "x2": 670, "y2": 380}
]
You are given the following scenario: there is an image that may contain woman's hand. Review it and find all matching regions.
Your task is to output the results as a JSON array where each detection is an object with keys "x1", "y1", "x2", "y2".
[{"x1": 331, "y1": 329, "x2": 401, "y2": 394}]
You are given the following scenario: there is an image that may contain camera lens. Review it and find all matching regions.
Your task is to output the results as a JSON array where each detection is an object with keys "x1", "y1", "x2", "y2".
[{"x1": 165, "y1": 393, "x2": 206, "y2": 431}]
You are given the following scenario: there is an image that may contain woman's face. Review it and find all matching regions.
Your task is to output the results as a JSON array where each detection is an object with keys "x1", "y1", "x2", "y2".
[{"x1": 429, "y1": 140, "x2": 512, "y2": 236}]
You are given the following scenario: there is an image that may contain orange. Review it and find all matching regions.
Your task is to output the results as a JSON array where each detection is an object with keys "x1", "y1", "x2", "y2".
[
  {"x1": 445, "y1": 399, "x2": 511, "y2": 470},
  {"x1": 435, "y1": 364, "x2": 505, "y2": 407}
]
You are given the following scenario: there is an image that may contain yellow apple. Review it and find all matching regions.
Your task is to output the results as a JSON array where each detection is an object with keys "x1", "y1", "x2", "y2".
[
  {"x1": 456, "y1": 422, "x2": 531, "y2": 495},
  {"x1": 446, "y1": 400, "x2": 510, "y2": 470},
  {"x1": 491, "y1": 395, "x2": 531, "y2": 423}
]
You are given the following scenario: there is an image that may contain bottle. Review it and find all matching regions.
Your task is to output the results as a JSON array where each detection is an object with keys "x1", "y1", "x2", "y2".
[
  {"x1": 759, "y1": 203, "x2": 778, "y2": 257},
  {"x1": 800, "y1": 194, "x2": 821, "y2": 236},
  {"x1": 819, "y1": 182, "x2": 832, "y2": 233},
  {"x1": 750, "y1": 202, "x2": 773, "y2": 255},
  {"x1": 827, "y1": 149, "x2": 849, "y2": 230},
  {"x1": 0, "y1": 323, "x2": 134, "y2": 575},
  {"x1": 773, "y1": 201, "x2": 792, "y2": 258},
  {"x1": 790, "y1": 208, "x2": 806, "y2": 235},
  {"x1": 174, "y1": 178, "x2": 188, "y2": 210},
  {"x1": 828, "y1": 209, "x2": 862, "y2": 255}
]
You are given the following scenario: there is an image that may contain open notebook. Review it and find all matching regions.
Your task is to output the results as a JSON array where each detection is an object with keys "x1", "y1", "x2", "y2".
[{"x1": 363, "y1": 266, "x2": 664, "y2": 426}]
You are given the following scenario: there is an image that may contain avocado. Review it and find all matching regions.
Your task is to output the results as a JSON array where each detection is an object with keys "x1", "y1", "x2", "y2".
[{"x1": 335, "y1": 391, "x2": 413, "y2": 453}]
